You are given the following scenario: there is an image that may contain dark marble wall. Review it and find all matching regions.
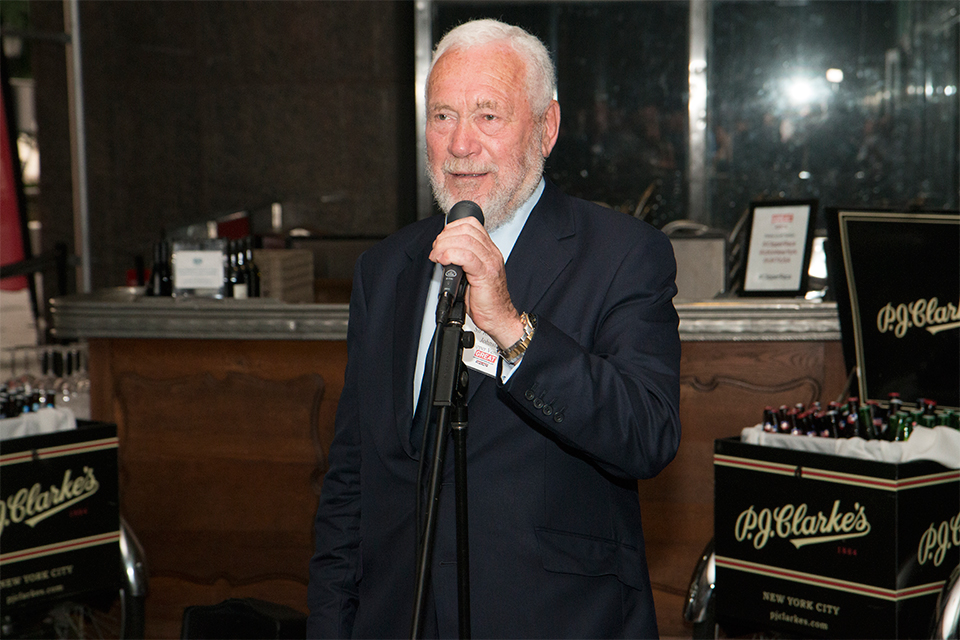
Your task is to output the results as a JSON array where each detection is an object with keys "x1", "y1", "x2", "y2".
[{"x1": 32, "y1": 0, "x2": 416, "y2": 291}]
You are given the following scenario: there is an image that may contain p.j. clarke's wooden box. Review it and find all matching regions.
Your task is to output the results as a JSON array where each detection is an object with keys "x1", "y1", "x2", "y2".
[
  {"x1": 714, "y1": 209, "x2": 960, "y2": 639},
  {"x1": 714, "y1": 437, "x2": 959, "y2": 639},
  {"x1": 0, "y1": 421, "x2": 121, "y2": 611}
]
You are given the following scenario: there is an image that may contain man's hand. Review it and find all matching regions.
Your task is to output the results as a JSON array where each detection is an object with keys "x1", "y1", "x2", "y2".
[{"x1": 429, "y1": 217, "x2": 525, "y2": 350}]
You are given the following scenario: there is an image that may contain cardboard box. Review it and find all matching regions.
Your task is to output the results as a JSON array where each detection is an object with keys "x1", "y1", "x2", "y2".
[
  {"x1": 714, "y1": 437, "x2": 959, "y2": 639},
  {"x1": 670, "y1": 233, "x2": 727, "y2": 300},
  {"x1": 0, "y1": 422, "x2": 121, "y2": 610},
  {"x1": 253, "y1": 249, "x2": 315, "y2": 304}
]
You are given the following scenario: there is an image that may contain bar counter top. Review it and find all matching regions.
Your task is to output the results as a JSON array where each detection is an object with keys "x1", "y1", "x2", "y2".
[{"x1": 51, "y1": 289, "x2": 841, "y2": 342}]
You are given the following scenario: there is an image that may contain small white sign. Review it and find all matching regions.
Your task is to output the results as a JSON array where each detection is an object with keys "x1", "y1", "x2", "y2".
[
  {"x1": 744, "y1": 203, "x2": 813, "y2": 293},
  {"x1": 173, "y1": 250, "x2": 224, "y2": 289}
]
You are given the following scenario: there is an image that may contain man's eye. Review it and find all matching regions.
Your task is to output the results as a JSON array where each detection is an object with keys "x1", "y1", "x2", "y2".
[{"x1": 483, "y1": 114, "x2": 497, "y2": 121}]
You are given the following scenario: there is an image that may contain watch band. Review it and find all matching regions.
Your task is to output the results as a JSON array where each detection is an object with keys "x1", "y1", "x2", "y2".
[{"x1": 499, "y1": 312, "x2": 536, "y2": 364}]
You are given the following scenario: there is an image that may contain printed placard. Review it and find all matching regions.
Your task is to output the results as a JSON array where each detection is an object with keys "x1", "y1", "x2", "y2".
[
  {"x1": 172, "y1": 250, "x2": 224, "y2": 289},
  {"x1": 171, "y1": 239, "x2": 227, "y2": 298},
  {"x1": 742, "y1": 200, "x2": 817, "y2": 296}
]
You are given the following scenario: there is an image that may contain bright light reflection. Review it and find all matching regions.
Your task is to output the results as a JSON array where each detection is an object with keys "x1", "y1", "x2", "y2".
[
  {"x1": 826, "y1": 68, "x2": 844, "y2": 83},
  {"x1": 786, "y1": 77, "x2": 820, "y2": 105},
  {"x1": 808, "y1": 237, "x2": 827, "y2": 279},
  {"x1": 788, "y1": 78, "x2": 813, "y2": 104}
]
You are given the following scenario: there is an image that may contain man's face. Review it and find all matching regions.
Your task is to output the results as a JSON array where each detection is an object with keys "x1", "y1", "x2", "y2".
[{"x1": 426, "y1": 43, "x2": 556, "y2": 230}]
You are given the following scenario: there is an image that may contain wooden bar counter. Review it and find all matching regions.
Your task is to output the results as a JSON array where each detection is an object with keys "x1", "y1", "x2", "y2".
[{"x1": 51, "y1": 291, "x2": 847, "y2": 638}]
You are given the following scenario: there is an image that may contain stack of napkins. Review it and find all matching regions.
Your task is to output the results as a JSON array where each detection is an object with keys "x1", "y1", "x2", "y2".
[
  {"x1": 740, "y1": 424, "x2": 960, "y2": 470},
  {"x1": 0, "y1": 407, "x2": 77, "y2": 442}
]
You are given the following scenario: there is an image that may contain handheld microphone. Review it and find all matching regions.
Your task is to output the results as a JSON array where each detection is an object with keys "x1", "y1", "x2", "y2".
[{"x1": 436, "y1": 200, "x2": 484, "y2": 324}]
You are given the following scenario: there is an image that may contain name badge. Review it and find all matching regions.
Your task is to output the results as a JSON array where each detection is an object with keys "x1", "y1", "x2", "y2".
[{"x1": 461, "y1": 315, "x2": 499, "y2": 377}]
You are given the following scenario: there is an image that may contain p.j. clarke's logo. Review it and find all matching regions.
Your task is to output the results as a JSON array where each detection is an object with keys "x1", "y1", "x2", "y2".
[
  {"x1": 917, "y1": 512, "x2": 960, "y2": 568},
  {"x1": 876, "y1": 297, "x2": 960, "y2": 338},
  {"x1": 735, "y1": 500, "x2": 871, "y2": 550},
  {"x1": 0, "y1": 467, "x2": 100, "y2": 537}
]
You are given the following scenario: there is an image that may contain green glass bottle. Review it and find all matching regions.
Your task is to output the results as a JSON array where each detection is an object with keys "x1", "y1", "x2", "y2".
[
  {"x1": 946, "y1": 410, "x2": 960, "y2": 430},
  {"x1": 887, "y1": 412, "x2": 902, "y2": 441},
  {"x1": 895, "y1": 411, "x2": 914, "y2": 441}
]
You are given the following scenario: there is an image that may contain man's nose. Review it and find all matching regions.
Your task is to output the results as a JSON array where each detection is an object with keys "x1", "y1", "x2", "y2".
[{"x1": 449, "y1": 120, "x2": 481, "y2": 157}]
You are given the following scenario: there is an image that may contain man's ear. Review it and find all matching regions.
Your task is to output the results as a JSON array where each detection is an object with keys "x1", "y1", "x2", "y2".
[{"x1": 540, "y1": 100, "x2": 561, "y2": 158}]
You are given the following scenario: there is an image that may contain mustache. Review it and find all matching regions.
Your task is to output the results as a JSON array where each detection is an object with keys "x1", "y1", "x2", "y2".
[{"x1": 442, "y1": 160, "x2": 499, "y2": 175}]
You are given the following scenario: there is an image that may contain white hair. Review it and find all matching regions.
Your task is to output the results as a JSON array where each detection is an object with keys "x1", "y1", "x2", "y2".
[{"x1": 428, "y1": 18, "x2": 556, "y2": 118}]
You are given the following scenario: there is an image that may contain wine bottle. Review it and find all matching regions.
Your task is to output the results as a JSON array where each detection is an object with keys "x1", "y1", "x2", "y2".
[
  {"x1": 147, "y1": 240, "x2": 173, "y2": 296},
  {"x1": 232, "y1": 240, "x2": 249, "y2": 299},
  {"x1": 244, "y1": 237, "x2": 261, "y2": 297}
]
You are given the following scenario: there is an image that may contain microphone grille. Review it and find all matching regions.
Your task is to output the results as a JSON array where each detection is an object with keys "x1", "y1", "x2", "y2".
[{"x1": 447, "y1": 200, "x2": 484, "y2": 225}]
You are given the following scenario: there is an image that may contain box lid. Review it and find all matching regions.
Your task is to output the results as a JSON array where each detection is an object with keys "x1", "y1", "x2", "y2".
[{"x1": 825, "y1": 209, "x2": 960, "y2": 410}]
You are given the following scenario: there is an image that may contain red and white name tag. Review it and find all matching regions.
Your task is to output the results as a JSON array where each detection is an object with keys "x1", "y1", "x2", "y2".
[{"x1": 461, "y1": 315, "x2": 499, "y2": 377}]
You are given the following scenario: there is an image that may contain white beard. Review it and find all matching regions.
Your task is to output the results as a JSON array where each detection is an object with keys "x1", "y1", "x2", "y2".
[{"x1": 428, "y1": 135, "x2": 545, "y2": 232}]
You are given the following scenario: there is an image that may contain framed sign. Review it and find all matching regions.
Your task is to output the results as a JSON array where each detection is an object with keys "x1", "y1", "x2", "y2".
[
  {"x1": 740, "y1": 200, "x2": 817, "y2": 296},
  {"x1": 171, "y1": 238, "x2": 227, "y2": 298}
]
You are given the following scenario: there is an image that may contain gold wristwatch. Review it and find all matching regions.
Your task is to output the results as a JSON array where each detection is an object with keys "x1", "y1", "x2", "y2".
[{"x1": 499, "y1": 312, "x2": 536, "y2": 365}]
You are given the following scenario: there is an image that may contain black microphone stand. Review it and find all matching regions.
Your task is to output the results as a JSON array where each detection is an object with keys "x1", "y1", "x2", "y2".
[{"x1": 411, "y1": 293, "x2": 474, "y2": 639}]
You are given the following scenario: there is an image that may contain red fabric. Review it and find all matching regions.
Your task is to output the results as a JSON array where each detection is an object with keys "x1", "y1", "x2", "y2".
[{"x1": 0, "y1": 84, "x2": 28, "y2": 290}]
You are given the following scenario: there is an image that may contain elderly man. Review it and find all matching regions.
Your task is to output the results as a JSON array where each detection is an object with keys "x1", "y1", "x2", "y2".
[{"x1": 308, "y1": 18, "x2": 681, "y2": 639}]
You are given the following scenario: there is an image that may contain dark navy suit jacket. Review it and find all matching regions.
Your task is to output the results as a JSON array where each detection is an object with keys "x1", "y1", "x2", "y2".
[{"x1": 307, "y1": 180, "x2": 681, "y2": 639}]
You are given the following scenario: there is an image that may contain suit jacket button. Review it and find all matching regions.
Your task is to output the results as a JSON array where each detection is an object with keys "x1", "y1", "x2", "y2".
[
  {"x1": 524, "y1": 389, "x2": 535, "y2": 401},
  {"x1": 533, "y1": 398, "x2": 544, "y2": 409},
  {"x1": 553, "y1": 412, "x2": 564, "y2": 423},
  {"x1": 542, "y1": 405, "x2": 553, "y2": 416}
]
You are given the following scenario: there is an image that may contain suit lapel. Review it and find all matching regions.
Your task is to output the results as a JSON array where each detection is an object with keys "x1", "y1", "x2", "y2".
[
  {"x1": 504, "y1": 182, "x2": 576, "y2": 313},
  {"x1": 393, "y1": 218, "x2": 442, "y2": 458}
]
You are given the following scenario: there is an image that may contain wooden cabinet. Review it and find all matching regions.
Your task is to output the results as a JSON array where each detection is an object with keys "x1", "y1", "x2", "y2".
[
  {"x1": 59, "y1": 295, "x2": 847, "y2": 638},
  {"x1": 88, "y1": 338, "x2": 346, "y2": 639}
]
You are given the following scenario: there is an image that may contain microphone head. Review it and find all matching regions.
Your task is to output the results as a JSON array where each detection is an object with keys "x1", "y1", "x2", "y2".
[{"x1": 446, "y1": 200, "x2": 484, "y2": 226}]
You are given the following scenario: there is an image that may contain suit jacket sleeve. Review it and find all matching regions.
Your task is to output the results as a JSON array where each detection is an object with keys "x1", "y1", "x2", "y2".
[
  {"x1": 307, "y1": 259, "x2": 365, "y2": 638},
  {"x1": 501, "y1": 215, "x2": 681, "y2": 480}
]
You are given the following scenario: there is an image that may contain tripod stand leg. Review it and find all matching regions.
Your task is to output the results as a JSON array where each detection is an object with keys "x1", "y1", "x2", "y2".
[
  {"x1": 453, "y1": 408, "x2": 470, "y2": 639},
  {"x1": 411, "y1": 405, "x2": 451, "y2": 639}
]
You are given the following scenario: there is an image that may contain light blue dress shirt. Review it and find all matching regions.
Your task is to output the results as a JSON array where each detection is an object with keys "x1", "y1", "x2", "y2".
[{"x1": 412, "y1": 178, "x2": 545, "y2": 410}]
